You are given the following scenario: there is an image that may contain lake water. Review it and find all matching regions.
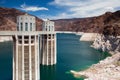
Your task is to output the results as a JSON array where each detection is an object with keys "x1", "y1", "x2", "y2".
[{"x1": 0, "y1": 33, "x2": 110, "y2": 80}]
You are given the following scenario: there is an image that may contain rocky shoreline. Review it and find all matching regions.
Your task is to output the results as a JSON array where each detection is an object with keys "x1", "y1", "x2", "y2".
[
  {"x1": 71, "y1": 34, "x2": 120, "y2": 80},
  {"x1": 80, "y1": 33, "x2": 99, "y2": 41},
  {"x1": 71, "y1": 52, "x2": 120, "y2": 80}
]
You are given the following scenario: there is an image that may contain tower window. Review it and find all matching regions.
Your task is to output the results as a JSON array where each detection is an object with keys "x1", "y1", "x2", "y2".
[
  {"x1": 17, "y1": 23, "x2": 19, "y2": 31},
  {"x1": 17, "y1": 26, "x2": 19, "y2": 31},
  {"x1": 24, "y1": 41, "x2": 29, "y2": 44},
  {"x1": 18, "y1": 40, "x2": 22, "y2": 44},
  {"x1": 25, "y1": 23, "x2": 28, "y2": 31},
  {"x1": 24, "y1": 36, "x2": 29, "y2": 39},
  {"x1": 18, "y1": 36, "x2": 22, "y2": 39},
  {"x1": 49, "y1": 26, "x2": 50, "y2": 31},
  {"x1": 31, "y1": 36, "x2": 34, "y2": 39},
  {"x1": 48, "y1": 34, "x2": 51, "y2": 39},
  {"x1": 52, "y1": 34, "x2": 54, "y2": 38},
  {"x1": 30, "y1": 23, "x2": 32, "y2": 31},
  {"x1": 21, "y1": 23, "x2": 23, "y2": 31}
]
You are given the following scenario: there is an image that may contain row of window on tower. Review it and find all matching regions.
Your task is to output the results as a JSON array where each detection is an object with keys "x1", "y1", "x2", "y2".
[
  {"x1": 17, "y1": 17, "x2": 35, "y2": 21},
  {"x1": 17, "y1": 23, "x2": 35, "y2": 31},
  {"x1": 44, "y1": 26, "x2": 54, "y2": 31}
]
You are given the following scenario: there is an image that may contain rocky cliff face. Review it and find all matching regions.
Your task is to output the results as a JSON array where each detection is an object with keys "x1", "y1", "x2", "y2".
[
  {"x1": 54, "y1": 11, "x2": 120, "y2": 36},
  {"x1": 92, "y1": 34, "x2": 120, "y2": 53},
  {"x1": 0, "y1": 7, "x2": 43, "y2": 31}
]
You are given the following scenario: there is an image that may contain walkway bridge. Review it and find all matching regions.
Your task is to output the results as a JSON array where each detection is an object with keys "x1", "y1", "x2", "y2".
[{"x1": 0, "y1": 31, "x2": 56, "y2": 36}]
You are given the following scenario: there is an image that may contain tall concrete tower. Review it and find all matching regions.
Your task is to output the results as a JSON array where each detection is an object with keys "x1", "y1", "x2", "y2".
[
  {"x1": 13, "y1": 14, "x2": 40, "y2": 80},
  {"x1": 41, "y1": 19, "x2": 57, "y2": 65}
]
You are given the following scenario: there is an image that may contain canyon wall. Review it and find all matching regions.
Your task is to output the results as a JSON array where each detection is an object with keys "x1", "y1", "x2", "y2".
[{"x1": 92, "y1": 35, "x2": 120, "y2": 54}]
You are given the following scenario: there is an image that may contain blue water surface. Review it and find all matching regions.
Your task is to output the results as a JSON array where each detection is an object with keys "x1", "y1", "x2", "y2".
[{"x1": 0, "y1": 33, "x2": 109, "y2": 80}]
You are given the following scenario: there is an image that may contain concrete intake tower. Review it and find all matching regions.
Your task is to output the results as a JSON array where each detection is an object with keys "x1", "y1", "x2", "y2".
[{"x1": 11, "y1": 14, "x2": 57, "y2": 80}]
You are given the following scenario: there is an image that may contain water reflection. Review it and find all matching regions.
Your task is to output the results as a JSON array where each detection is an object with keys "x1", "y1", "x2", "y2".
[{"x1": 40, "y1": 65, "x2": 56, "y2": 80}]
